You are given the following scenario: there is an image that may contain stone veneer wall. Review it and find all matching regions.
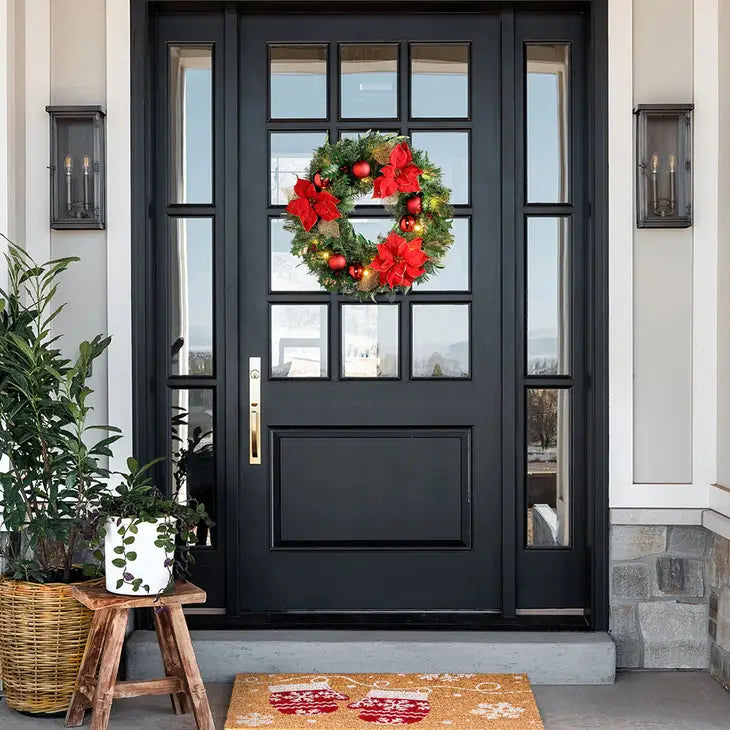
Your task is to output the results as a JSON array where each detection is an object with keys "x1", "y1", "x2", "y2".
[
  {"x1": 708, "y1": 533, "x2": 730, "y2": 691},
  {"x1": 610, "y1": 525, "x2": 710, "y2": 669}
]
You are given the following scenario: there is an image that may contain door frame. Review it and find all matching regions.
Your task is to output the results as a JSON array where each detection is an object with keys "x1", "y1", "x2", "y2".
[{"x1": 130, "y1": 0, "x2": 609, "y2": 630}]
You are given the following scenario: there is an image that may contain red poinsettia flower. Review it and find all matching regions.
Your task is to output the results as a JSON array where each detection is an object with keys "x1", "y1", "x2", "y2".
[
  {"x1": 369, "y1": 232, "x2": 429, "y2": 289},
  {"x1": 372, "y1": 142, "x2": 423, "y2": 199},
  {"x1": 286, "y1": 178, "x2": 341, "y2": 232}
]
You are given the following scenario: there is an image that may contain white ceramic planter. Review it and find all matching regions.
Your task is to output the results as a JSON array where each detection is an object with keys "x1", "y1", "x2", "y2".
[{"x1": 105, "y1": 517, "x2": 173, "y2": 595}]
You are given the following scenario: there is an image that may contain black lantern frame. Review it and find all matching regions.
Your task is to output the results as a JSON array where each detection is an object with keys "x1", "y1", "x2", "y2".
[
  {"x1": 634, "y1": 103, "x2": 693, "y2": 229},
  {"x1": 46, "y1": 105, "x2": 106, "y2": 230}
]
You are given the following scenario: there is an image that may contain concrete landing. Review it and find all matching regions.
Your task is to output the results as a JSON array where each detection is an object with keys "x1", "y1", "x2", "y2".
[{"x1": 126, "y1": 630, "x2": 616, "y2": 685}]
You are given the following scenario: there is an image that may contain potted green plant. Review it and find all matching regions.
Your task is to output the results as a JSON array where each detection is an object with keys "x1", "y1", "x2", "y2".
[
  {"x1": 0, "y1": 241, "x2": 120, "y2": 714},
  {"x1": 93, "y1": 457, "x2": 211, "y2": 596}
]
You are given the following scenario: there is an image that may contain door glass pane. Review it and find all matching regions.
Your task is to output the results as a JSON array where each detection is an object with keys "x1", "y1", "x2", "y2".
[
  {"x1": 269, "y1": 44, "x2": 327, "y2": 119},
  {"x1": 527, "y1": 217, "x2": 570, "y2": 374},
  {"x1": 342, "y1": 305, "x2": 399, "y2": 378},
  {"x1": 412, "y1": 304, "x2": 469, "y2": 378},
  {"x1": 411, "y1": 43, "x2": 469, "y2": 119},
  {"x1": 169, "y1": 45, "x2": 213, "y2": 204},
  {"x1": 340, "y1": 44, "x2": 398, "y2": 119},
  {"x1": 350, "y1": 217, "x2": 393, "y2": 242},
  {"x1": 271, "y1": 304, "x2": 328, "y2": 378},
  {"x1": 270, "y1": 131, "x2": 328, "y2": 205},
  {"x1": 415, "y1": 218, "x2": 469, "y2": 291},
  {"x1": 527, "y1": 388, "x2": 570, "y2": 547},
  {"x1": 171, "y1": 388, "x2": 215, "y2": 547},
  {"x1": 526, "y1": 44, "x2": 570, "y2": 203},
  {"x1": 410, "y1": 131, "x2": 469, "y2": 204},
  {"x1": 270, "y1": 219, "x2": 323, "y2": 292},
  {"x1": 170, "y1": 218, "x2": 213, "y2": 376}
]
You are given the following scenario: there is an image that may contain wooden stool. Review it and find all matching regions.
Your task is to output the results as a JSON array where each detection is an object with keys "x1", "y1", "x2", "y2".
[{"x1": 65, "y1": 580, "x2": 214, "y2": 730}]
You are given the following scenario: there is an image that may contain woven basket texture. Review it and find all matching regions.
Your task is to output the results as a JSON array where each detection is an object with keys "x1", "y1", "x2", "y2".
[{"x1": 0, "y1": 576, "x2": 101, "y2": 714}]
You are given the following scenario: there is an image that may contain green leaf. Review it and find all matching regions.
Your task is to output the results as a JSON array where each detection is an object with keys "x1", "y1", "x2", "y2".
[
  {"x1": 113, "y1": 545, "x2": 125, "y2": 554},
  {"x1": 123, "y1": 536, "x2": 135, "y2": 545},
  {"x1": 116, "y1": 578, "x2": 124, "y2": 589},
  {"x1": 111, "y1": 558, "x2": 125, "y2": 568},
  {"x1": 126, "y1": 551, "x2": 137, "y2": 561}
]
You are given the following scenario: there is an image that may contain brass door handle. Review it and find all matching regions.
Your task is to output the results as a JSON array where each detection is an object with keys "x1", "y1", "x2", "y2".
[{"x1": 249, "y1": 357, "x2": 261, "y2": 465}]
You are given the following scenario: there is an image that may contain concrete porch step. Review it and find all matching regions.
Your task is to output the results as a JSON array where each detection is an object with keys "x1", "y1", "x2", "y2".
[{"x1": 126, "y1": 630, "x2": 616, "y2": 685}]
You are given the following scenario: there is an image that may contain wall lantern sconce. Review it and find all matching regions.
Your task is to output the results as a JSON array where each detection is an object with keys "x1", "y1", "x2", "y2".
[
  {"x1": 634, "y1": 104, "x2": 693, "y2": 229},
  {"x1": 46, "y1": 106, "x2": 105, "y2": 229}
]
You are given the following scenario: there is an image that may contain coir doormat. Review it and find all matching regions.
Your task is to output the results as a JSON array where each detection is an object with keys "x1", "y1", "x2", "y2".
[{"x1": 225, "y1": 673, "x2": 544, "y2": 728}]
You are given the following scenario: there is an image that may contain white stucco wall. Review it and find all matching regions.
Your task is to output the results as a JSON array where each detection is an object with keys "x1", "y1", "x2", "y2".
[{"x1": 1, "y1": 0, "x2": 729, "y2": 521}]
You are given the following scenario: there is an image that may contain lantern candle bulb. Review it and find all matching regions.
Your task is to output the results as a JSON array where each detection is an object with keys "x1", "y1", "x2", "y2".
[
  {"x1": 650, "y1": 152, "x2": 659, "y2": 215},
  {"x1": 64, "y1": 154, "x2": 73, "y2": 214},
  {"x1": 83, "y1": 155, "x2": 90, "y2": 212},
  {"x1": 669, "y1": 153, "x2": 677, "y2": 211}
]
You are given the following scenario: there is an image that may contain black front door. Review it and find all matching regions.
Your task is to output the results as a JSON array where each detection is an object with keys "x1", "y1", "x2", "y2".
[
  {"x1": 145, "y1": 5, "x2": 600, "y2": 626},
  {"x1": 239, "y1": 14, "x2": 502, "y2": 613}
]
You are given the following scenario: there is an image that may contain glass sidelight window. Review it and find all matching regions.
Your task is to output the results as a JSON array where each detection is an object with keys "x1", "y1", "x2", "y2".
[
  {"x1": 526, "y1": 388, "x2": 570, "y2": 547},
  {"x1": 526, "y1": 43, "x2": 570, "y2": 204},
  {"x1": 169, "y1": 45, "x2": 213, "y2": 204},
  {"x1": 521, "y1": 36, "x2": 579, "y2": 553},
  {"x1": 171, "y1": 388, "x2": 215, "y2": 546}
]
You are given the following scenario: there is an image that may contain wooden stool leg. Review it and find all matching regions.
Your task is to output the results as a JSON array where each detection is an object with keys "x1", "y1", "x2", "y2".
[
  {"x1": 65, "y1": 609, "x2": 112, "y2": 727},
  {"x1": 168, "y1": 604, "x2": 215, "y2": 730},
  {"x1": 90, "y1": 608, "x2": 129, "y2": 730},
  {"x1": 154, "y1": 608, "x2": 190, "y2": 714}
]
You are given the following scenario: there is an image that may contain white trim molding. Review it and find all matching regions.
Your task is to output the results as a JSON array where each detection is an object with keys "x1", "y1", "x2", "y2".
[
  {"x1": 703, "y1": 508, "x2": 730, "y2": 541},
  {"x1": 106, "y1": 0, "x2": 133, "y2": 470},
  {"x1": 692, "y1": 0, "x2": 719, "y2": 502},
  {"x1": 0, "y1": 0, "x2": 10, "y2": 289},
  {"x1": 607, "y1": 0, "x2": 634, "y2": 508},
  {"x1": 24, "y1": 0, "x2": 50, "y2": 263},
  {"x1": 610, "y1": 508, "x2": 704, "y2": 526}
]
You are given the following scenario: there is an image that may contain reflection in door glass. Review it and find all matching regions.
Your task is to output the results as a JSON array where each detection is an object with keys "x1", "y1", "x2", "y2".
[
  {"x1": 271, "y1": 304, "x2": 328, "y2": 378},
  {"x1": 526, "y1": 44, "x2": 570, "y2": 203},
  {"x1": 526, "y1": 388, "x2": 570, "y2": 547},
  {"x1": 269, "y1": 44, "x2": 327, "y2": 119},
  {"x1": 170, "y1": 218, "x2": 213, "y2": 376},
  {"x1": 270, "y1": 219, "x2": 323, "y2": 292},
  {"x1": 412, "y1": 304, "x2": 469, "y2": 378},
  {"x1": 410, "y1": 131, "x2": 469, "y2": 204},
  {"x1": 527, "y1": 217, "x2": 570, "y2": 374},
  {"x1": 350, "y1": 217, "x2": 393, "y2": 243},
  {"x1": 414, "y1": 218, "x2": 469, "y2": 291},
  {"x1": 340, "y1": 44, "x2": 398, "y2": 119},
  {"x1": 169, "y1": 45, "x2": 213, "y2": 204},
  {"x1": 171, "y1": 388, "x2": 215, "y2": 547},
  {"x1": 270, "y1": 132, "x2": 328, "y2": 205},
  {"x1": 411, "y1": 43, "x2": 469, "y2": 118},
  {"x1": 342, "y1": 305, "x2": 399, "y2": 378}
]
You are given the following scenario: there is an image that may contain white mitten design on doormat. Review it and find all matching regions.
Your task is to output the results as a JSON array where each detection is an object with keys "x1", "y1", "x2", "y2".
[
  {"x1": 347, "y1": 688, "x2": 431, "y2": 724},
  {"x1": 268, "y1": 681, "x2": 349, "y2": 716}
]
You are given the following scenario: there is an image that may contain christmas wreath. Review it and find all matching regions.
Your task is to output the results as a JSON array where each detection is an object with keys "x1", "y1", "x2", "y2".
[{"x1": 283, "y1": 131, "x2": 454, "y2": 300}]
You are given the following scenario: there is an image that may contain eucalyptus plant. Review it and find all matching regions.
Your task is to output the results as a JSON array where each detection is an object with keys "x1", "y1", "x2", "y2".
[{"x1": 0, "y1": 240, "x2": 120, "y2": 583}]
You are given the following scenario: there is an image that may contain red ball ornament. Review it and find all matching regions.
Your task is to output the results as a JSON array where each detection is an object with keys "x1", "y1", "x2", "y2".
[
  {"x1": 399, "y1": 215, "x2": 417, "y2": 233},
  {"x1": 352, "y1": 160, "x2": 371, "y2": 179},
  {"x1": 348, "y1": 264, "x2": 364, "y2": 281},
  {"x1": 313, "y1": 171, "x2": 330, "y2": 189},
  {"x1": 328, "y1": 254, "x2": 347, "y2": 271},
  {"x1": 406, "y1": 195, "x2": 423, "y2": 215}
]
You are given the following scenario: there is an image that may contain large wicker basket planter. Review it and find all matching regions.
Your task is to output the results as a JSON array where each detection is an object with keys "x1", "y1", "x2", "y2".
[{"x1": 0, "y1": 576, "x2": 102, "y2": 714}]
